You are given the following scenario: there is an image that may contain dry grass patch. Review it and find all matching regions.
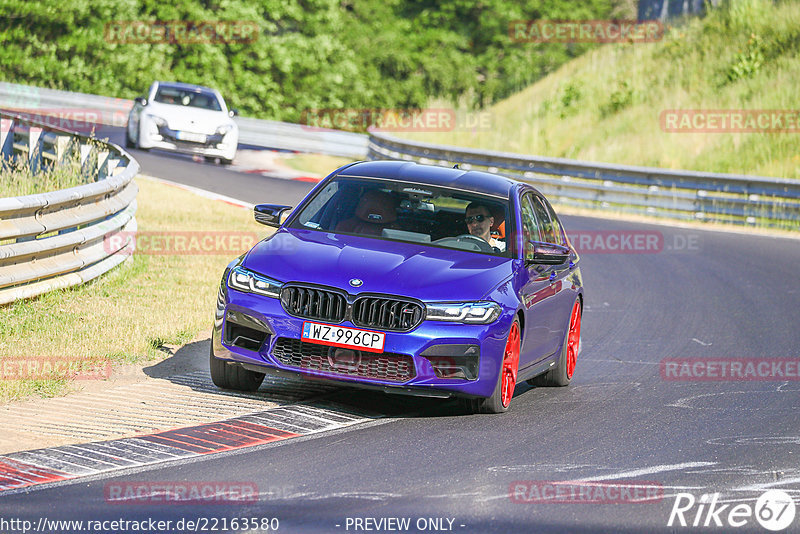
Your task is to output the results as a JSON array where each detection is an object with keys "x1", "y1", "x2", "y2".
[{"x1": 0, "y1": 176, "x2": 268, "y2": 403}]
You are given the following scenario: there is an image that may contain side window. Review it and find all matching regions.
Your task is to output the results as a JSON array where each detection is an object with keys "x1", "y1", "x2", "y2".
[
  {"x1": 531, "y1": 195, "x2": 557, "y2": 244},
  {"x1": 296, "y1": 181, "x2": 339, "y2": 229},
  {"x1": 542, "y1": 198, "x2": 566, "y2": 246},
  {"x1": 520, "y1": 194, "x2": 540, "y2": 258}
]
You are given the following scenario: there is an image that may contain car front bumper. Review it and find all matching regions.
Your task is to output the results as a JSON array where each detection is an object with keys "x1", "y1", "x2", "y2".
[
  {"x1": 139, "y1": 118, "x2": 237, "y2": 160},
  {"x1": 212, "y1": 287, "x2": 512, "y2": 399}
]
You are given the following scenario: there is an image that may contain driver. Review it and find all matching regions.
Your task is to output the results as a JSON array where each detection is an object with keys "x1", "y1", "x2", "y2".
[{"x1": 465, "y1": 201, "x2": 505, "y2": 251}]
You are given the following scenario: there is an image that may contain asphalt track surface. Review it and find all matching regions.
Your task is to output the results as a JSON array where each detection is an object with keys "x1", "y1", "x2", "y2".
[{"x1": 3, "y1": 138, "x2": 800, "y2": 533}]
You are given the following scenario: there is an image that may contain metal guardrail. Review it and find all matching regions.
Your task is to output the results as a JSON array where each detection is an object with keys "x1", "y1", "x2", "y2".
[
  {"x1": 0, "y1": 82, "x2": 369, "y2": 159},
  {"x1": 0, "y1": 111, "x2": 139, "y2": 305},
  {"x1": 368, "y1": 131, "x2": 800, "y2": 228},
  {"x1": 4, "y1": 82, "x2": 796, "y2": 227}
]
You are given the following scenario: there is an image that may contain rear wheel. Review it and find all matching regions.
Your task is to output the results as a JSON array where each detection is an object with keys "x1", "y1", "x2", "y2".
[
  {"x1": 209, "y1": 345, "x2": 265, "y2": 392},
  {"x1": 529, "y1": 298, "x2": 581, "y2": 387},
  {"x1": 463, "y1": 318, "x2": 520, "y2": 414}
]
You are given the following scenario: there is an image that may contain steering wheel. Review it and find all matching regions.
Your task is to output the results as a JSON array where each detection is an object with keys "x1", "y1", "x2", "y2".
[{"x1": 433, "y1": 234, "x2": 495, "y2": 253}]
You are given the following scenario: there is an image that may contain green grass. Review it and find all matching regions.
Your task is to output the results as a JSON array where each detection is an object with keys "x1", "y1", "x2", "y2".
[
  {"x1": 400, "y1": 0, "x2": 800, "y2": 179},
  {"x1": 0, "y1": 177, "x2": 267, "y2": 403},
  {"x1": 279, "y1": 154, "x2": 357, "y2": 177}
]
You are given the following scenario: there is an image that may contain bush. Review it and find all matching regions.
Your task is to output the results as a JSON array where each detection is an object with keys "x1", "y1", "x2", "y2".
[{"x1": 0, "y1": 0, "x2": 622, "y2": 124}]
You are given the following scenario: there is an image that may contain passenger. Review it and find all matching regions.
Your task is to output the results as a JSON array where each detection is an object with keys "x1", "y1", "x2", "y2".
[{"x1": 465, "y1": 201, "x2": 505, "y2": 251}]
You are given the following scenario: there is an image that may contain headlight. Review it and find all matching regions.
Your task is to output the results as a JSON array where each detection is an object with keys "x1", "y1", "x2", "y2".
[
  {"x1": 425, "y1": 301, "x2": 501, "y2": 324},
  {"x1": 227, "y1": 267, "x2": 282, "y2": 298},
  {"x1": 216, "y1": 123, "x2": 234, "y2": 135}
]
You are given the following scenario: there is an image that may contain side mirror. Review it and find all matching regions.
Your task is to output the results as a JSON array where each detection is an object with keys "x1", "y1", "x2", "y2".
[
  {"x1": 526, "y1": 241, "x2": 570, "y2": 265},
  {"x1": 229, "y1": 108, "x2": 239, "y2": 117},
  {"x1": 254, "y1": 204, "x2": 292, "y2": 228},
  {"x1": 135, "y1": 96, "x2": 147, "y2": 106}
]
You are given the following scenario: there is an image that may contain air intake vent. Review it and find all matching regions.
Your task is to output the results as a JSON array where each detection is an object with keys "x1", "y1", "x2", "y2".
[
  {"x1": 224, "y1": 310, "x2": 271, "y2": 351},
  {"x1": 352, "y1": 297, "x2": 424, "y2": 332},
  {"x1": 273, "y1": 338, "x2": 415, "y2": 382},
  {"x1": 280, "y1": 285, "x2": 347, "y2": 322}
]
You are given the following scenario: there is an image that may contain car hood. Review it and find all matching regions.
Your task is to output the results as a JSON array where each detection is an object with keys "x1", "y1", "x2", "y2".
[
  {"x1": 145, "y1": 102, "x2": 234, "y2": 134},
  {"x1": 242, "y1": 229, "x2": 515, "y2": 302}
]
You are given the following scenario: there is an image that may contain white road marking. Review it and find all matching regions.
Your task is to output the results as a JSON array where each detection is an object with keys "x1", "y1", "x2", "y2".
[
  {"x1": 732, "y1": 476, "x2": 800, "y2": 492},
  {"x1": 574, "y1": 461, "x2": 717, "y2": 482}
]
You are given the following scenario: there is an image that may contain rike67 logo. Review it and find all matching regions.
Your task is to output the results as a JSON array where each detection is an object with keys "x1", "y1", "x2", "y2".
[{"x1": 668, "y1": 490, "x2": 796, "y2": 531}]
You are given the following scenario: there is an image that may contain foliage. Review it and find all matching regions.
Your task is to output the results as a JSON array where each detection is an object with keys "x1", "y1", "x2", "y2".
[
  {"x1": 395, "y1": 0, "x2": 800, "y2": 179},
  {"x1": 727, "y1": 33, "x2": 765, "y2": 82},
  {"x1": 0, "y1": 0, "x2": 628, "y2": 123},
  {"x1": 600, "y1": 80, "x2": 635, "y2": 117}
]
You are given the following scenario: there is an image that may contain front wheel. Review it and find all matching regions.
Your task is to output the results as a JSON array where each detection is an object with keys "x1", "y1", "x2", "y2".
[
  {"x1": 463, "y1": 318, "x2": 520, "y2": 414},
  {"x1": 529, "y1": 298, "x2": 581, "y2": 387},
  {"x1": 209, "y1": 345, "x2": 265, "y2": 392},
  {"x1": 134, "y1": 124, "x2": 150, "y2": 152},
  {"x1": 124, "y1": 124, "x2": 135, "y2": 149}
]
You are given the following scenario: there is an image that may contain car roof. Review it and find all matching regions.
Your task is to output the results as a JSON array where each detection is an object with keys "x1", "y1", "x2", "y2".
[
  {"x1": 336, "y1": 160, "x2": 519, "y2": 198},
  {"x1": 155, "y1": 81, "x2": 219, "y2": 94}
]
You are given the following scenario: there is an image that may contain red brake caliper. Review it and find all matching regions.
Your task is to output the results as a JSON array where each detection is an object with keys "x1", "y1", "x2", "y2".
[
  {"x1": 566, "y1": 301, "x2": 581, "y2": 379},
  {"x1": 501, "y1": 322, "x2": 520, "y2": 407}
]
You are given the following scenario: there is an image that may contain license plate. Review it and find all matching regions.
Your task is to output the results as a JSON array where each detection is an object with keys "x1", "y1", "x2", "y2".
[
  {"x1": 176, "y1": 131, "x2": 206, "y2": 143},
  {"x1": 301, "y1": 321, "x2": 385, "y2": 353}
]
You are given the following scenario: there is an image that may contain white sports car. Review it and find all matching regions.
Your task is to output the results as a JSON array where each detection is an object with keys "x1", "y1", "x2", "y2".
[{"x1": 126, "y1": 81, "x2": 238, "y2": 164}]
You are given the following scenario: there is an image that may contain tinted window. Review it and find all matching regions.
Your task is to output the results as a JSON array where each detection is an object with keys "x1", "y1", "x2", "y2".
[
  {"x1": 542, "y1": 197, "x2": 566, "y2": 246},
  {"x1": 153, "y1": 86, "x2": 223, "y2": 111},
  {"x1": 531, "y1": 195, "x2": 557, "y2": 244},
  {"x1": 289, "y1": 176, "x2": 511, "y2": 257},
  {"x1": 520, "y1": 194, "x2": 540, "y2": 257}
]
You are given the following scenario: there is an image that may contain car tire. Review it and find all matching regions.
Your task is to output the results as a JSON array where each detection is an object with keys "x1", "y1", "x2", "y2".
[
  {"x1": 463, "y1": 318, "x2": 521, "y2": 414},
  {"x1": 134, "y1": 125, "x2": 150, "y2": 152},
  {"x1": 209, "y1": 345, "x2": 265, "y2": 392},
  {"x1": 124, "y1": 124, "x2": 135, "y2": 149},
  {"x1": 528, "y1": 298, "x2": 581, "y2": 387}
]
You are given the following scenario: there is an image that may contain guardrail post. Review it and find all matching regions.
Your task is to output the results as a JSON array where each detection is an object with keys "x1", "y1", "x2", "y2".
[
  {"x1": 95, "y1": 149, "x2": 111, "y2": 180},
  {"x1": 79, "y1": 142, "x2": 97, "y2": 180},
  {"x1": 0, "y1": 117, "x2": 13, "y2": 161},
  {"x1": 40, "y1": 132, "x2": 71, "y2": 171},
  {"x1": 27, "y1": 125, "x2": 43, "y2": 174}
]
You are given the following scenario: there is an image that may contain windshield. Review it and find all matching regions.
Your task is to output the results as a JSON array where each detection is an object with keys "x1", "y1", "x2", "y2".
[
  {"x1": 289, "y1": 176, "x2": 511, "y2": 257},
  {"x1": 153, "y1": 86, "x2": 223, "y2": 111}
]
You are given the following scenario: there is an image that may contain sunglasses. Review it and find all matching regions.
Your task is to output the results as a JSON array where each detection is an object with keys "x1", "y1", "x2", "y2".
[{"x1": 465, "y1": 214, "x2": 489, "y2": 224}]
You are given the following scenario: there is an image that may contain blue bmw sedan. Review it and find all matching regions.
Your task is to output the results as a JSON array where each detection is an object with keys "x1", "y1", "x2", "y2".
[{"x1": 211, "y1": 160, "x2": 583, "y2": 413}]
